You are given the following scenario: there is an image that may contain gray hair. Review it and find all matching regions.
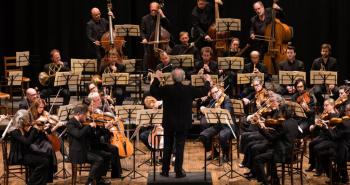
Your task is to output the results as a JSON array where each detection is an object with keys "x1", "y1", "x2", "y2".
[
  {"x1": 73, "y1": 104, "x2": 88, "y2": 115},
  {"x1": 172, "y1": 68, "x2": 185, "y2": 83},
  {"x1": 269, "y1": 92, "x2": 284, "y2": 104},
  {"x1": 8, "y1": 109, "x2": 30, "y2": 133}
]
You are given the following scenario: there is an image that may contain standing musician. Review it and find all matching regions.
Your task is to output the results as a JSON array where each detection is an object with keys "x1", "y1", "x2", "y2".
[
  {"x1": 307, "y1": 98, "x2": 340, "y2": 176},
  {"x1": 335, "y1": 85, "x2": 350, "y2": 116},
  {"x1": 140, "y1": 1, "x2": 171, "y2": 71},
  {"x1": 249, "y1": 1, "x2": 283, "y2": 57},
  {"x1": 240, "y1": 51, "x2": 269, "y2": 98},
  {"x1": 40, "y1": 49, "x2": 71, "y2": 105},
  {"x1": 19, "y1": 88, "x2": 39, "y2": 110},
  {"x1": 291, "y1": 79, "x2": 316, "y2": 137},
  {"x1": 86, "y1": 7, "x2": 114, "y2": 64},
  {"x1": 199, "y1": 85, "x2": 236, "y2": 162},
  {"x1": 277, "y1": 46, "x2": 305, "y2": 95},
  {"x1": 150, "y1": 68, "x2": 212, "y2": 178},
  {"x1": 67, "y1": 104, "x2": 113, "y2": 185},
  {"x1": 86, "y1": 92, "x2": 123, "y2": 179},
  {"x1": 171, "y1": 31, "x2": 201, "y2": 61},
  {"x1": 311, "y1": 44, "x2": 338, "y2": 109},
  {"x1": 195, "y1": 47, "x2": 219, "y2": 75},
  {"x1": 8, "y1": 110, "x2": 50, "y2": 185}
]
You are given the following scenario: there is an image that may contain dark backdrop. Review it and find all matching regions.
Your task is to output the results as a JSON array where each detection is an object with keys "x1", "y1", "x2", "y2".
[{"x1": 1, "y1": 0, "x2": 349, "y2": 86}]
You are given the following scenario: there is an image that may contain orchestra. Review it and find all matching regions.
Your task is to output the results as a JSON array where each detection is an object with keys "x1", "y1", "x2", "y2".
[{"x1": 2, "y1": 1, "x2": 350, "y2": 185}]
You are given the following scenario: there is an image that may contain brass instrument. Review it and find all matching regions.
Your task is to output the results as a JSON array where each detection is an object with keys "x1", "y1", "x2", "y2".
[
  {"x1": 103, "y1": 65, "x2": 117, "y2": 74},
  {"x1": 91, "y1": 75, "x2": 102, "y2": 85},
  {"x1": 39, "y1": 63, "x2": 62, "y2": 86}
]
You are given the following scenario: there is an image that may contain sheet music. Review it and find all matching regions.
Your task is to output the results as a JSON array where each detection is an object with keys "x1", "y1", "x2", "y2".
[{"x1": 16, "y1": 51, "x2": 30, "y2": 67}]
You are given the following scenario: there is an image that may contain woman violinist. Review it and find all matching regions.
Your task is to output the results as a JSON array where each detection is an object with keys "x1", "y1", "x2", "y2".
[{"x1": 335, "y1": 85, "x2": 350, "y2": 116}]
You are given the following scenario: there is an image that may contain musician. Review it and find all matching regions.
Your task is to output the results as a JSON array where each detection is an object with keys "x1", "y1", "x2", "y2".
[
  {"x1": 278, "y1": 46, "x2": 305, "y2": 95},
  {"x1": 311, "y1": 44, "x2": 338, "y2": 108},
  {"x1": 307, "y1": 98, "x2": 340, "y2": 176},
  {"x1": 156, "y1": 51, "x2": 174, "y2": 73},
  {"x1": 191, "y1": 0, "x2": 218, "y2": 49},
  {"x1": 86, "y1": 7, "x2": 114, "y2": 64},
  {"x1": 199, "y1": 85, "x2": 236, "y2": 162},
  {"x1": 250, "y1": 1, "x2": 283, "y2": 56},
  {"x1": 8, "y1": 110, "x2": 49, "y2": 185},
  {"x1": 242, "y1": 77, "x2": 269, "y2": 112},
  {"x1": 67, "y1": 104, "x2": 113, "y2": 184},
  {"x1": 86, "y1": 92, "x2": 123, "y2": 179},
  {"x1": 19, "y1": 88, "x2": 39, "y2": 110},
  {"x1": 195, "y1": 47, "x2": 218, "y2": 75},
  {"x1": 291, "y1": 79, "x2": 316, "y2": 136},
  {"x1": 335, "y1": 85, "x2": 350, "y2": 116},
  {"x1": 99, "y1": 47, "x2": 126, "y2": 75},
  {"x1": 140, "y1": 2, "x2": 170, "y2": 70},
  {"x1": 171, "y1": 31, "x2": 200, "y2": 61},
  {"x1": 40, "y1": 49, "x2": 71, "y2": 105},
  {"x1": 150, "y1": 68, "x2": 211, "y2": 178},
  {"x1": 240, "y1": 51, "x2": 269, "y2": 98}
]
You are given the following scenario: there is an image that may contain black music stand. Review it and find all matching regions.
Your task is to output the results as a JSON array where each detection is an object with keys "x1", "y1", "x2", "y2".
[
  {"x1": 71, "y1": 59, "x2": 97, "y2": 99},
  {"x1": 218, "y1": 56, "x2": 244, "y2": 71},
  {"x1": 150, "y1": 72, "x2": 173, "y2": 85},
  {"x1": 285, "y1": 101, "x2": 307, "y2": 119},
  {"x1": 191, "y1": 75, "x2": 218, "y2": 87},
  {"x1": 237, "y1": 73, "x2": 264, "y2": 85},
  {"x1": 55, "y1": 104, "x2": 75, "y2": 180},
  {"x1": 16, "y1": 51, "x2": 30, "y2": 68},
  {"x1": 169, "y1": 54, "x2": 194, "y2": 69},
  {"x1": 7, "y1": 71, "x2": 22, "y2": 114},
  {"x1": 310, "y1": 70, "x2": 337, "y2": 99},
  {"x1": 114, "y1": 24, "x2": 140, "y2": 57},
  {"x1": 216, "y1": 18, "x2": 241, "y2": 51}
]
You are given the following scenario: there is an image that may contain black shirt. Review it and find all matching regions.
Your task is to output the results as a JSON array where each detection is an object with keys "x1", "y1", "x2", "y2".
[
  {"x1": 191, "y1": 3, "x2": 215, "y2": 38},
  {"x1": 140, "y1": 14, "x2": 170, "y2": 40},
  {"x1": 86, "y1": 18, "x2": 109, "y2": 43},
  {"x1": 279, "y1": 59, "x2": 305, "y2": 71},
  {"x1": 311, "y1": 57, "x2": 337, "y2": 71}
]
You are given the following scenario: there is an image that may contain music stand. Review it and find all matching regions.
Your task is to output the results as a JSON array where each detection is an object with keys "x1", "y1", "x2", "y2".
[
  {"x1": 218, "y1": 57, "x2": 244, "y2": 71},
  {"x1": 102, "y1": 73, "x2": 129, "y2": 86},
  {"x1": 285, "y1": 101, "x2": 307, "y2": 118},
  {"x1": 70, "y1": 58, "x2": 97, "y2": 73},
  {"x1": 169, "y1": 54, "x2": 194, "y2": 68},
  {"x1": 237, "y1": 73, "x2": 264, "y2": 85},
  {"x1": 8, "y1": 70, "x2": 23, "y2": 114},
  {"x1": 279, "y1": 71, "x2": 306, "y2": 85},
  {"x1": 55, "y1": 104, "x2": 75, "y2": 179},
  {"x1": 114, "y1": 24, "x2": 140, "y2": 37},
  {"x1": 122, "y1": 59, "x2": 136, "y2": 73},
  {"x1": 126, "y1": 73, "x2": 143, "y2": 104},
  {"x1": 191, "y1": 75, "x2": 218, "y2": 86},
  {"x1": 216, "y1": 18, "x2": 241, "y2": 50},
  {"x1": 115, "y1": 105, "x2": 144, "y2": 136},
  {"x1": 16, "y1": 51, "x2": 30, "y2": 67},
  {"x1": 150, "y1": 72, "x2": 173, "y2": 85},
  {"x1": 310, "y1": 70, "x2": 337, "y2": 99}
]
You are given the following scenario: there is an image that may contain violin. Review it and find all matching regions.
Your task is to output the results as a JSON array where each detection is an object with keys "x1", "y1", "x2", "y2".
[
  {"x1": 335, "y1": 96, "x2": 348, "y2": 107},
  {"x1": 255, "y1": 88, "x2": 269, "y2": 108}
]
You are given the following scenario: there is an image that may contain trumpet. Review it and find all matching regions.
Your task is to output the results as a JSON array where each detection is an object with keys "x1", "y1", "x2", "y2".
[{"x1": 39, "y1": 63, "x2": 62, "y2": 86}]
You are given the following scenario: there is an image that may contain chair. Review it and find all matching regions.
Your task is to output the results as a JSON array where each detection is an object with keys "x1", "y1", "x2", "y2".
[
  {"x1": 71, "y1": 163, "x2": 92, "y2": 185},
  {"x1": 1, "y1": 137, "x2": 28, "y2": 185},
  {"x1": 0, "y1": 91, "x2": 10, "y2": 114},
  {"x1": 4, "y1": 56, "x2": 30, "y2": 97},
  {"x1": 277, "y1": 139, "x2": 307, "y2": 185}
]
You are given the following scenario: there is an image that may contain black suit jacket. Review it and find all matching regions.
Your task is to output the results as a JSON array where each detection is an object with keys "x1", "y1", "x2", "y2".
[
  {"x1": 140, "y1": 14, "x2": 170, "y2": 40},
  {"x1": 150, "y1": 78, "x2": 210, "y2": 131},
  {"x1": 242, "y1": 62, "x2": 270, "y2": 81},
  {"x1": 67, "y1": 117, "x2": 92, "y2": 164},
  {"x1": 311, "y1": 57, "x2": 337, "y2": 71},
  {"x1": 279, "y1": 60, "x2": 305, "y2": 71}
]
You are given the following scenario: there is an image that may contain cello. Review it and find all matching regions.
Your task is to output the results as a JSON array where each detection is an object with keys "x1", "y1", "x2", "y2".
[
  {"x1": 257, "y1": 0, "x2": 292, "y2": 75},
  {"x1": 100, "y1": 0, "x2": 125, "y2": 62}
]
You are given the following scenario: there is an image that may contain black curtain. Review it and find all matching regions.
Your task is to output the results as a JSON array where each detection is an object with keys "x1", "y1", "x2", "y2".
[{"x1": 1, "y1": 0, "x2": 350, "y2": 86}]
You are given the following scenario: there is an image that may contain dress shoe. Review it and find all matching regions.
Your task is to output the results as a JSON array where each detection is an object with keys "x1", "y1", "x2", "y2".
[
  {"x1": 206, "y1": 150, "x2": 219, "y2": 160},
  {"x1": 97, "y1": 178, "x2": 111, "y2": 185},
  {"x1": 244, "y1": 172, "x2": 255, "y2": 180},
  {"x1": 175, "y1": 169, "x2": 186, "y2": 178},
  {"x1": 305, "y1": 165, "x2": 314, "y2": 172},
  {"x1": 160, "y1": 171, "x2": 169, "y2": 177},
  {"x1": 238, "y1": 163, "x2": 245, "y2": 168},
  {"x1": 313, "y1": 170, "x2": 322, "y2": 177}
]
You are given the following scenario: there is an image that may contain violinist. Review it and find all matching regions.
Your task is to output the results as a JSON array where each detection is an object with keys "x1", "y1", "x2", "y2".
[
  {"x1": 277, "y1": 46, "x2": 305, "y2": 95},
  {"x1": 19, "y1": 88, "x2": 39, "y2": 110},
  {"x1": 86, "y1": 92, "x2": 123, "y2": 179},
  {"x1": 242, "y1": 77, "x2": 269, "y2": 113},
  {"x1": 86, "y1": 7, "x2": 114, "y2": 64},
  {"x1": 307, "y1": 98, "x2": 340, "y2": 176},
  {"x1": 67, "y1": 104, "x2": 113, "y2": 185},
  {"x1": 195, "y1": 47, "x2": 219, "y2": 75},
  {"x1": 140, "y1": 2, "x2": 170, "y2": 71},
  {"x1": 199, "y1": 85, "x2": 236, "y2": 163},
  {"x1": 335, "y1": 85, "x2": 349, "y2": 116},
  {"x1": 291, "y1": 79, "x2": 315, "y2": 136},
  {"x1": 8, "y1": 110, "x2": 49, "y2": 185},
  {"x1": 170, "y1": 31, "x2": 200, "y2": 61},
  {"x1": 250, "y1": 1, "x2": 283, "y2": 56},
  {"x1": 40, "y1": 49, "x2": 71, "y2": 105}
]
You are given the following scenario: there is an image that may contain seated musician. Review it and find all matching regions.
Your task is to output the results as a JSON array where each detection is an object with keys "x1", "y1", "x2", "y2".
[
  {"x1": 40, "y1": 49, "x2": 71, "y2": 105},
  {"x1": 66, "y1": 104, "x2": 113, "y2": 185},
  {"x1": 335, "y1": 85, "x2": 350, "y2": 116},
  {"x1": 252, "y1": 93, "x2": 298, "y2": 185},
  {"x1": 195, "y1": 47, "x2": 218, "y2": 75},
  {"x1": 87, "y1": 92, "x2": 123, "y2": 179},
  {"x1": 307, "y1": 98, "x2": 340, "y2": 176},
  {"x1": 291, "y1": 79, "x2": 315, "y2": 136},
  {"x1": 99, "y1": 48, "x2": 126, "y2": 105},
  {"x1": 8, "y1": 110, "x2": 50, "y2": 185},
  {"x1": 240, "y1": 51, "x2": 269, "y2": 98},
  {"x1": 311, "y1": 44, "x2": 338, "y2": 108},
  {"x1": 171, "y1": 31, "x2": 200, "y2": 61},
  {"x1": 277, "y1": 46, "x2": 305, "y2": 95},
  {"x1": 156, "y1": 50, "x2": 174, "y2": 73},
  {"x1": 19, "y1": 88, "x2": 39, "y2": 110},
  {"x1": 199, "y1": 85, "x2": 236, "y2": 162},
  {"x1": 242, "y1": 77, "x2": 269, "y2": 114}
]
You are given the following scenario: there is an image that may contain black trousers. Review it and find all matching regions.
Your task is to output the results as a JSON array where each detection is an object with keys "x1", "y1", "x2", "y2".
[
  {"x1": 162, "y1": 129, "x2": 187, "y2": 173},
  {"x1": 242, "y1": 139, "x2": 268, "y2": 170},
  {"x1": 254, "y1": 149, "x2": 277, "y2": 184},
  {"x1": 200, "y1": 124, "x2": 234, "y2": 155},
  {"x1": 86, "y1": 149, "x2": 112, "y2": 182},
  {"x1": 103, "y1": 144, "x2": 122, "y2": 178},
  {"x1": 24, "y1": 154, "x2": 49, "y2": 185},
  {"x1": 308, "y1": 136, "x2": 328, "y2": 168},
  {"x1": 40, "y1": 86, "x2": 70, "y2": 105}
]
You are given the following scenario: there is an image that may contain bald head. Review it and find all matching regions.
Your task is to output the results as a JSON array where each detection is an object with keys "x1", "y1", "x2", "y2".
[
  {"x1": 26, "y1": 88, "x2": 38, "y2": 103},
  {"x1": 91, "y1": 7, "x2": 101, "y2": 22},
  {"x1": 150, "y1": 2, "x2": 160, "y2": 16},
  {"x1": 250, "y1": 50, "x2": 260, "y2": 64}
]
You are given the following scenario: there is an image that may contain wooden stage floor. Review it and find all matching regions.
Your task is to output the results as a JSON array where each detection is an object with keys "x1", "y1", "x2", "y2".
[{"x1": 0, "y1": 140, "x2": 333, "y2": 185}]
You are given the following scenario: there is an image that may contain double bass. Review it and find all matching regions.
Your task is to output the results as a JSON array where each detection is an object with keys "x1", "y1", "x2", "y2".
[{"x1": 100, "y1": 0, "x2": 125, "y2": 61}]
